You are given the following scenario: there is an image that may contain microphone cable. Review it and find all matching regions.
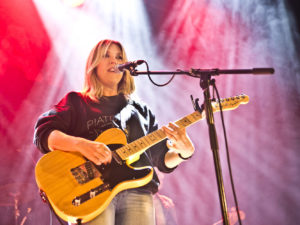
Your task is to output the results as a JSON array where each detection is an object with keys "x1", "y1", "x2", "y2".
[{"x1": 144, "y1": 61, "x2": 176, "y2": 87}]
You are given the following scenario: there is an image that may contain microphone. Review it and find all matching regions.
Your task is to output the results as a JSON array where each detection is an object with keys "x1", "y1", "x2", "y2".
[
  {"x1": 252, "y1": 68, "x2": 275, "y2": 75},
  {"x1": 116, "y1": 60, "x2": 145, "y2": 72}
]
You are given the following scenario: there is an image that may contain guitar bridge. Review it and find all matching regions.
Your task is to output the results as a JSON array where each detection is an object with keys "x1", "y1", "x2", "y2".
[{"x1": 72, "y1": 183, "x2": 110, "y2": 206}]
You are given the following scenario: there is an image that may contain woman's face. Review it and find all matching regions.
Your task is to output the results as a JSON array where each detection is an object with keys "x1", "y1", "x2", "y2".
[{"x1": 96, "y1": 43, "x2": 124, "y2": 95}]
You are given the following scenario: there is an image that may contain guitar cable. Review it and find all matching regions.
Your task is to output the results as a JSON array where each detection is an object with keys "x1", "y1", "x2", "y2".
[
  {"x1": 49, "y1": 208, "x2": 66, "y2": 225},
  {"x1": 212, "y1": 80, "x2": 243, "y2": 225}
]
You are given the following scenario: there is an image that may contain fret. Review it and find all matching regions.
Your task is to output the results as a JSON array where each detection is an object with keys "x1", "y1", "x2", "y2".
[
  {"x1": 143, "y1": 132, "x2": 164, "y2": 147},
  {"x1": 118, "y1": 147, "x2": 131, "y2": 160},
  {"x1": 175, "y1": 117, "x2": 192, "y2": 128},
  {"x1": 189, "y1": 111, "x2": 203, "y2": 123},
  {"x1": 121, "y1": 146, "x2": 131, "y2": 158},
  {"x1": 185, "y1": 115, "x2": 195, "y2": 124},
  {"x1": 116, "y1": 147, "x2": 127, "y2": 159},
  {"x1": 143, "y1": 136, "x2": 152, "y2": 146},
  {"x1": 124, "y1": 145, "x2": 132, "y2": 153},
  {"x1": 148, "y1": 133, "x2": 158, "y2": 142},
  {"x1": 136, "y1": 139, "x2": 147, "y2": 148},
  {"x1": 128, "y1": 139, "x2": 148, "y2": 157},
  {"x1": 151, "y1": 130, "x2": 162, "y2": 140},
  {"x1": 129, "y1": 142, "x2": 139, "y2": 153},
  {"x1": 189, "y1": 112, "x2": 199, "y2": 121},
  {"x1": 155, "y1": 129, "x2": 166, "y2": 139}
]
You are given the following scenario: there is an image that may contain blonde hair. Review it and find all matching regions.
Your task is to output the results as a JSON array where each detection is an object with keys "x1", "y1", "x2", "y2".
[{"x1": 83, "y1": 40, "x2": 135, "y2": 100}]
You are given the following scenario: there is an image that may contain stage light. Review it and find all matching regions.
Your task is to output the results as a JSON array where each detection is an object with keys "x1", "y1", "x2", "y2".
[{"x1": 62, "y1": 0, "x2": 85, "y2": 7}]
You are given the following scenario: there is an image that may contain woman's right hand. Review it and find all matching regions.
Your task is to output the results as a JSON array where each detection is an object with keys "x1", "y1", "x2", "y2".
[
  {"x1": 48, "y1": 130, "x2": 112, "y2": 165},
  {"x1": 76, "y1": 138, "x2": 112, "y2": 165}
]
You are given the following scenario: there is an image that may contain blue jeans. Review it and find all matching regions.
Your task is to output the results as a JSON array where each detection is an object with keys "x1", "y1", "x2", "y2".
[{"x1": 86, "y1": 190, "x2": 155, "y2": 225}]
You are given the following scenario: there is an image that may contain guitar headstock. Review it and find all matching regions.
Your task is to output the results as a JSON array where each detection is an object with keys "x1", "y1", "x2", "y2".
[{"x1": 212, "y1": 94, "x2": 249, "y2": 112}]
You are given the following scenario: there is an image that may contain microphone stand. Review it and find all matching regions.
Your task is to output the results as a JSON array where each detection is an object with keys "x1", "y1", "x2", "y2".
[
  {"x1": 199, "y1": 73, "x2": 230, "y2": 225},
  {"x1": 131, "y1": 67, "x2": 274, "y2": 225}
]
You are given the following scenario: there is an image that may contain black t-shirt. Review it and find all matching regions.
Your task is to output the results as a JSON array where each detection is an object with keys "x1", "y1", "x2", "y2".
[{"x1": 84, "y1": 95, "x2": 127, "y2": 138}]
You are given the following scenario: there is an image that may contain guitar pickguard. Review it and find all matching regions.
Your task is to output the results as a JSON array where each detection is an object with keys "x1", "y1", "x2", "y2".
[
  {"x1": 70, "y1": 144, "x2": 124, "y2": 185},
  {"x1": 71, "y1": 157, "x2": 152, "y2": 207}
]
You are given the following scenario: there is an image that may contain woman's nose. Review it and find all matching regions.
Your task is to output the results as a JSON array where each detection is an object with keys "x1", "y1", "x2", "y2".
[{"x1": 109, "y1": 57, "x2": 117, "y2": 64}]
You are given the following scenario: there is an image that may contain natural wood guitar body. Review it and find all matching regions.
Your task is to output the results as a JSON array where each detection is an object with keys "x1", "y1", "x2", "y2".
[{"x1": 36, "y1": 128, "x2": 153, "y2": 223}]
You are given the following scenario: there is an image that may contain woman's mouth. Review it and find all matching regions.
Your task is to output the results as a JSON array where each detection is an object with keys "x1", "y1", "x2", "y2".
[{"x1": 108, "y1": 67, "x2": 119, "y2": 73}]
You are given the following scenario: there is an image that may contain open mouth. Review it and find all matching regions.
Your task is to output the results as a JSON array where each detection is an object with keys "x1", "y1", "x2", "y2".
[{"x1": 108, "y1": 67, "x2": 116, "y2": 72}]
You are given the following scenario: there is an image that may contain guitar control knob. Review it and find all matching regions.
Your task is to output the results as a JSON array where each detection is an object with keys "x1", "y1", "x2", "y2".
[
  {"x1": 90, "y1": 190, "x2": 96, "y2": 198},
  {"x1": 73, "y1": 197, "x2": 81, "y2": 206}
]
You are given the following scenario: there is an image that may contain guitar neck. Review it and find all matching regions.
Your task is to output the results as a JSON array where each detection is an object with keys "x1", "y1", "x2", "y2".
[
  {"x1": 115, "y1": 110, "x2": 204, "y2": 160},
  {"x1": 115, "y1": 94, "x2": 249, "y2": 161}
]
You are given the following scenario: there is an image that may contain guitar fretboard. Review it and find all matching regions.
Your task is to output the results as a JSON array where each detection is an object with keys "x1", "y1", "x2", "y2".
[
  {"x1": 115, "y1": 94, "x2": 249, "y2": 161},
  {"x1": 115, "y1": 110, "x2": 204, "y2": 160}
]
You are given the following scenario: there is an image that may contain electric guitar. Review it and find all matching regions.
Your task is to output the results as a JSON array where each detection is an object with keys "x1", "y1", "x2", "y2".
[{"x1": 35, "y1": 94, "x2": 249, "y2": 223}]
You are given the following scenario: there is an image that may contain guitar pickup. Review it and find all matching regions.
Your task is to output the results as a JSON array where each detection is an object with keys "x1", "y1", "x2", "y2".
[{"x1": 71, "y1": 161, "x2": 101, "y2": 184}]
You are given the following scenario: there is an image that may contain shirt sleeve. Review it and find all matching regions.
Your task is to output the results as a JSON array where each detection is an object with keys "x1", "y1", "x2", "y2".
[{"x1": 33, "y1": 93, "x2": 76, "y2": 154}]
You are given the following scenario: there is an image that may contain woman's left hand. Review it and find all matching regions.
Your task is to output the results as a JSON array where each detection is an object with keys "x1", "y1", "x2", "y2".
[{"x1": 162, "y1": 122, "x2": 195, "y2": 158}]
